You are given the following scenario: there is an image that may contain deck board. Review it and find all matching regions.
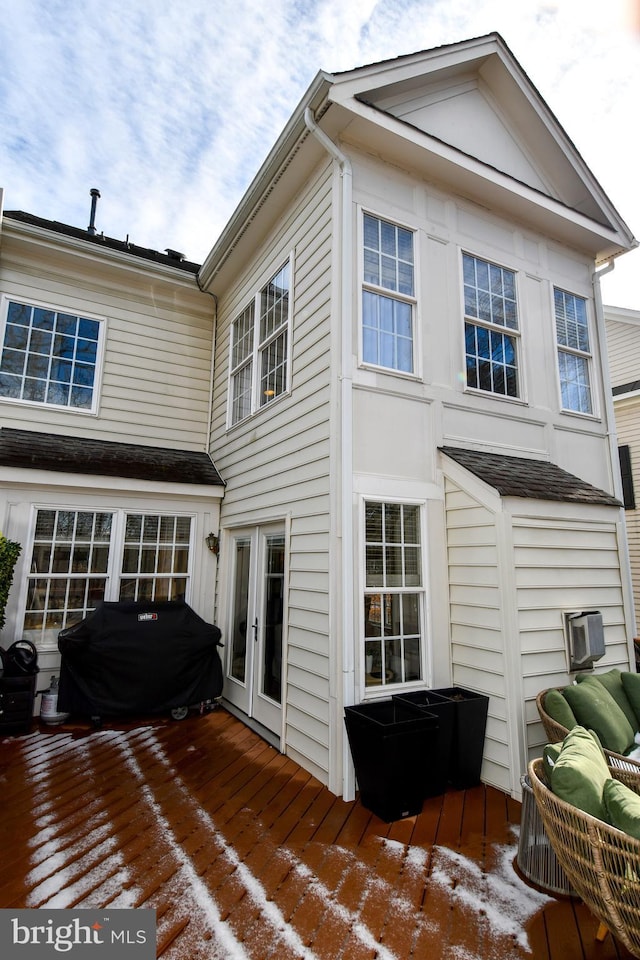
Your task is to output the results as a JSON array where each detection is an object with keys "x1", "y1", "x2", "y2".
[{"x1": 0, "y1": 707, "x2": 635, "y2": 959}]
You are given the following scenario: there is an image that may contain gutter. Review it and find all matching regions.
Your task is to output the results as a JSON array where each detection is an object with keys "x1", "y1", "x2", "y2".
[{"x1": 303, "y1": 106, "x2": 356, "y2": 802}]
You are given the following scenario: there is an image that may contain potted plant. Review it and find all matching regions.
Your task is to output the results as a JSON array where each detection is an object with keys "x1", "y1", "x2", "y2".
[{"x1": 0, "y1": 534, "x2": 21, "y2": 632}]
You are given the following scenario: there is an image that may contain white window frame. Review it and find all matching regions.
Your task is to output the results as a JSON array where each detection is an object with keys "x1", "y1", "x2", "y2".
[
  {"x1": 359, "y1": 209, "x2": 419, "y2": 377},
  {"x1": 21, "y1": 506, "x2": 196, "y2": 651},
  {"x1": 553, "y1": 286, "x2": 596, "y2": 416},
  {"x1": 0, "y1": 294, "x2": 106, "y2": 415},
  {"x1": 228, "y1": 256, "x2": 293, "y2": 427},
  {"x1": 461, "y1": 251, "x2": 522, "y2": 401},
  {"x1": 360, "y1": 496, "x2": 429, "y2": 698}
]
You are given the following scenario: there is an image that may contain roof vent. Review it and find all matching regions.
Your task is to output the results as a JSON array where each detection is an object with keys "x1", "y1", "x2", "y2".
[
  {"x1": 88, "y1": 188, "x2": 100, "y2": 235},
  {"x1": 165, "y1": 248, "x2": 186, "y2": 262}
]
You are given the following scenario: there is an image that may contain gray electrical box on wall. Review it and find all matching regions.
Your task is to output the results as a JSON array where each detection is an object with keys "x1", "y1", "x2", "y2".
[{"x1": 564, "y1": 611, "x2": 605, "y2": 671}]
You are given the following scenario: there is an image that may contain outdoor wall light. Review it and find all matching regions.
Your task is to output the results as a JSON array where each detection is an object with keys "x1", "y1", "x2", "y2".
[{"x1": 205, "y1": 532, "x2": 219, "y2": 555}]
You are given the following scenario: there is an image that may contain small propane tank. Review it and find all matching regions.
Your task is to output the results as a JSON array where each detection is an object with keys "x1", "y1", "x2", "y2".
[{"x1": 40, "y1": 676, "x2": 69, "y2": 725}]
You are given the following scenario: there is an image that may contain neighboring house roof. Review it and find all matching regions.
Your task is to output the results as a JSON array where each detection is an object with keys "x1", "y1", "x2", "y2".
[
  {"x1": 3, "y1": 210, "x2": 201, "y2": 274},
  {"x1": 613, "y1": 381, "x2": 640, "y2": 397},
  {"x1": 440, "y1": 446, "x2": 621, "y2": 506},
  {"x1": 0, "y1": 428, "x2": 224, "y2": 487}
]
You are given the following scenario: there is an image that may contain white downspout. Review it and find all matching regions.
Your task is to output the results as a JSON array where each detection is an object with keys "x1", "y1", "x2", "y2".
[
  {"x1": 592, "y1": 259, "x2": 637, "y2": 645},
  {"x1": 304, "y1": 107, "x2": 356, "y2": 800}
]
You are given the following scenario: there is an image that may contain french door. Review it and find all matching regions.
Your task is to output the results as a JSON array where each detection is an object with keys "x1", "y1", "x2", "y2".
[{"x1": 224, "y1": 523, "x2": 285, "y2": 737}]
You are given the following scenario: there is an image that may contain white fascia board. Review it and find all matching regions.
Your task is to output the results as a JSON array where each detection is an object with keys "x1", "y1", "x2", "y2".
[
  {"x1": 198, "y1": 71, "x2": 333, "y2": 289},
  {"x1": 3, "y1": 218, "x2": 200, "y2": 289},
  {"x1": 438, "y1": 450, "x2": 503, "y2": 513},
  {"x1": 605, "y1": 304, "x2": 640, "y2": 326},
  {"x1": 0, "y1": 465, "x2": 224, "y2": 502},
  {"x1": 332, "y1": 95, "x2": 635, "y2": 261}
]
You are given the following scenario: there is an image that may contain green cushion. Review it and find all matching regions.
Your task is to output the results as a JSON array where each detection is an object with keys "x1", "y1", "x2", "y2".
[
  {"x1": 543, "y1": 688, "x2": 577, "y2": 732},
  {"x1": 542, "y1": 742, "x2": 562, "y2": 780},
  {"x1": 603, "y1": 778, "x2": 640, "y2": 839},
  {"x1": 563, "y1": 679, "x2": 635, "y2": 754},
  {"x1": 578, "y1": 670, "x2": 638, "y2": 732},
  {"x1": 550, "y1": 726, "x2": 611, "y2": 820},
  {"x1": 622, "y1": 673, "x2": 640, "y2": 727}
]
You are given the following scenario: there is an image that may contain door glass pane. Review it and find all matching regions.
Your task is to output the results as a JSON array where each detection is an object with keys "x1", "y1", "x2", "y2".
[
  {"x1": 230, "y1": 539, "x2": 251, "y2": 683},
  {"x1": 262, "y1": 535, "x2": 284, "y2": 703}
]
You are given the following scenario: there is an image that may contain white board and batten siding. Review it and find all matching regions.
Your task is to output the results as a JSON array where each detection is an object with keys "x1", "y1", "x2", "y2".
[{"x1": 209, "y1": 161, "x2": 336, "y2": 785}]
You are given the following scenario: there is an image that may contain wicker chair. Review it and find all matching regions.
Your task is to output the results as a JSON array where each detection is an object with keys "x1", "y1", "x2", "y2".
[
  {"x1": 529, "y1": 757, "x2": 640, "y2": 956},
  {"x1": 536, "y1": 688, "x2": 640, "y2": 774}
]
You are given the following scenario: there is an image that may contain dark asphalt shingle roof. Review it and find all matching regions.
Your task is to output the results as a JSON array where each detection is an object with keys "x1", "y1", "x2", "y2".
[
  {"x1": 439, "y1": 446, "x2": 621, "y2": 506},
  {"x1": 0, "y1": 428, "x2": 224, "y2": 487},
  {"x1": 3, "y1": 211, "x2": 201, "y2": 274}
]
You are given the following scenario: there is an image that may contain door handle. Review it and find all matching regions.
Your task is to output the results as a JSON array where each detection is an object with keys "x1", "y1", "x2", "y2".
[{"x1": 252, "y1": 618, "x2": 258, "y2": 642}]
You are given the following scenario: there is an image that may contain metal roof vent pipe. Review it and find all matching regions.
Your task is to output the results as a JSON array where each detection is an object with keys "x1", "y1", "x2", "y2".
[{"x1": 87, "y1": 188, "x2": 100, "y2": 235}]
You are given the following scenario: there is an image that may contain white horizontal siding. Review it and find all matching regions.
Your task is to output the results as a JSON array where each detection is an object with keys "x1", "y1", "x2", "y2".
[
  {"x1": 613, "y1": 400, "x2": 640, "y2": 623},
  {"x1": 0, "y1": 242, "x2": 213, "y2": 449},
  {"x1": 606, "y1": 318, "x2": 640, "y2": 387},
  {"x1": 444, "y1": 477, "x2": 510, "y2": 792},
  {"x1": 513, "y1": 514, "x2": 630, "y2": 764},
  {"x1": 211, "y1": 161, "x2": 335, "y2": 785}
]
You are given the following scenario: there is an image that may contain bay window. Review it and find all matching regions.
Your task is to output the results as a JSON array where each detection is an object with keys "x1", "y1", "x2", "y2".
[{"x1": 23, "y1": 508, "x2": 194, "y2": 649}]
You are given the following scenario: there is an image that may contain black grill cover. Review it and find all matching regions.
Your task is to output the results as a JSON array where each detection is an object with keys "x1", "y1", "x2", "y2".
[{"x1": 57, "y1": 600, "x2": 223, "y2": 718}]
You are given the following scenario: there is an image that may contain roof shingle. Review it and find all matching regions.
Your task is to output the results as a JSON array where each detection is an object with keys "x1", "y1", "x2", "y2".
[
  {"x1": 0, "y1": 428, "x2": 224, "y2": 487},
  {"x1": 439, "y1": 446, "x2": 620, "y2": 506}
]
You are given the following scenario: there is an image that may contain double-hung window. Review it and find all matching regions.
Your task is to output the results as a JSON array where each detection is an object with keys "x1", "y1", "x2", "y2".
[
  {"x1": 363, "y1": 501, "x2": 424, "y2": 689},
  {"x1": 230, "y1": 260, "x2": 291, "y2": 425},
  {"x1": 463, "y1": 253, "x2": 519, "y2": 398},
  {"x1": 554, "y1": 288, "x2": 593, "y2": 414},
  {"x1": 0, "y1": 298, "x2": 103, "y2": 412},
  {"x1": 23, "y1": 509, "x2": 194, "y2": 649},
  {"x1": 362, "y1": 213, "x2": 415, "y2": 373}
]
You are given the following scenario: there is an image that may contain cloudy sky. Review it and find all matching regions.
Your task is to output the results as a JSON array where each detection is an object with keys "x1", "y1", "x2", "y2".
[{"x1": 1, "y1": 0, "x2": 638, "y2": 307}]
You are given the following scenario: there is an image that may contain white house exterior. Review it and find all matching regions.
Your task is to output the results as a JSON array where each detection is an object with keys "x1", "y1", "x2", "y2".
[
  {"x1": 605, "y1": 305, "x2": 640, "y2": 625},
  {"x1": 1, "y1": 34, "x2": 637, "y2": 806},
  {"x1": 0, "y1": 203, "x2": 225, "y2": 695},
  {"x1": 200, "y1": 34, "x2": 638, "y2": 801}
]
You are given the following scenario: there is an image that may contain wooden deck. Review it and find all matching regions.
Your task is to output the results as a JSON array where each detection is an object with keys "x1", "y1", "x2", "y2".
[{"x1": 0, "y1": 706, "x2": 634, "y2": 959}]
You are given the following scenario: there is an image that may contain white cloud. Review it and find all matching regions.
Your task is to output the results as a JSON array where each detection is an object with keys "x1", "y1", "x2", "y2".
[{"x1": 0, "y1": 0, "x2": 638, "y2": 303}]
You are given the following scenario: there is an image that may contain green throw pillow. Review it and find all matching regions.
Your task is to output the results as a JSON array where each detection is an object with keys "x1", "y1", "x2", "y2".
[
  {"x1": 550, "y1": 726, "x2": 611, "y2": 820},
  {"x1": 542, "y1": 742, "x2": 562, "y2": 780},
  {"x1": 563, "y1": 679, "x2": 635, "y2": 755},
  {"x1": 578, "y1": 670, "x2": 638, "y2": 732},
  {"x1": 622, "y1": 673, "x2": 640, "y2": 728},
  {"x1": 603, "y1": 778, "x2": 640, "y2": 840},
  {"x1": 543, "y1": 689, "x2": 577, "y2": 732}
]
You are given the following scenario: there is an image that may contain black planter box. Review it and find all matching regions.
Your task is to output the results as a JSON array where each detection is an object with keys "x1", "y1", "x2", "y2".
[
  {"x1": 392, "y1": 690, "x2": 456, "y2": 796},
  {"x1": 344, "y1": 699, "x2": 438, "y2": 822},
  {"x1": 431, "y1": 686, "x2": 489, "y2": 789}
]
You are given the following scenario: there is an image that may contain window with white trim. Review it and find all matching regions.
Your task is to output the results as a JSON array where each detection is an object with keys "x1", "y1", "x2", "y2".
[
  {"x1": 463, "y1": 253, "x2": 520, "y2": 398},
  {"x1": 23, "y1": 508, "x2": 193, "y2": 648},
  {"x1": 363, "y1": 501, "x2": 423, "y2": 688},
  {"x1": 0, "y1": 298, "x2": 104, "y2": 411},
  {"x1": 554, "y1": 288, "x2": 593, "y2": 414},
  {"x1": 362, "y1": 213, "x2": 415, "y2": 373},
  {"x1": 230, "y1": 260, "x2": 291, "y2": 425}
]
